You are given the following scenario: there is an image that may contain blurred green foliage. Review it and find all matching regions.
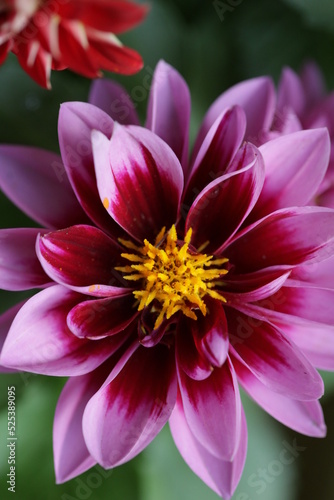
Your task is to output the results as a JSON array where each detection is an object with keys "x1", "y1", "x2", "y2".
[{"x1": 1, "y1": 0, "x2": 334, "y2": 498}]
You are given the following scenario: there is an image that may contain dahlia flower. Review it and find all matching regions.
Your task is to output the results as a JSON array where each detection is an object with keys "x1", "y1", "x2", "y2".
[
  {"x1": 1, "y1": 62, "x2": 334, "y2": 499},
  {"x1": 0, "y1": 0, "x2": 148, "y2": 88}
]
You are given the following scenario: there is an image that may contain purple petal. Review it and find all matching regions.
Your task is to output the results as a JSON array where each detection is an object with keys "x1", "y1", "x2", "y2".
[
  {"x1": 169, "y1": 392, "x2": 247, "y2": 499},
  {"x1": 300, "y1": 61, "x2": 325, "y2": 110},
  {"x1": 0, "y1": 146, "x2": 88, "y2": 229},
  {"x1": 225, "y1": 207, "x2": 334, "y2": 273},
  {"x1": 184, "y1": 105, "x2": 246, "y2": 204},
  {"x1": 277, "y1": 67, "x2": 306, "y2": 116},
  {"x1": 92, "y1": 124, "x2": 183, "y2": 242},
  {"x1": 82, "y1": 343, "x2": 177, "y2": 467},
  {"x1": 88, "y1": 79, "x2": 140, "y2": 125},
  {"x1": 234, "y1": 356, "x2": 326, "y2": 437},
  {"x1": 58, "y1": 102, "x2": 123, "y2": 238},
  {"x1": 193, "y1": 76, "x2": 275, "y2": 159},
  {"x1": 67, "y1": 295, "x2": 138, "y2": 339},
  {"x1": 0, "y1": 228, "x2": 50, "y2": 290},
  {"x1": 253, "y1": 129, "x2": 330, "y2": 219},
  {"x1": 146, "y1": 60, "x2": 191, "y2": 171},
  {"x1": 186, "y1": 143, "x2": 264, "y2": 253},
  {"x1": 0, "y1": 286, "x2": 130, "y2": 376},
  {"x1": 178, "y1": 356, "x2": 241, "y2": 461},
  {"x1": 37, "y1": 225, "x2": 128, "y2": 294},
  {"x1": 227, "y1": 309, "x2": 324, "y2": 400}
]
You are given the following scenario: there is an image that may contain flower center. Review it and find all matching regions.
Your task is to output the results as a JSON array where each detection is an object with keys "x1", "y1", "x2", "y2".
[{"x1": 116, "y1": 225, "x2": 228, "y2": 329}]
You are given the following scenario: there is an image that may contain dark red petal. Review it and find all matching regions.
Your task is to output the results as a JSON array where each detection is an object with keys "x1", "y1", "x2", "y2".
[
  {"x1": 68, "y1": 294, "x2": 138, "y2": 339},
  {"x1": 37, "y1": 225, "x2": 127, "y2": 290}
]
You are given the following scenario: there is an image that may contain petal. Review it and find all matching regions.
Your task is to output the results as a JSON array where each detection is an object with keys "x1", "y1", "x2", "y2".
[
  {"x1": 169, "y1": 394, "x2": 247, "y2": 500},
  {"x1": 146, "y1": 60, "x2": 190, "y2": 171},
  {"x1": 58, "y1": 102, "x2": 123, "y2": 237},
  {"x1": 193, "y1": 76, "x2": 275, "y2": 159},
  {"x1": 0, "y1": 301, "x2": 26, "y2": 373},
  {"x1": 225, "y1": 207, "x2": 334, "y2": 273},
  {"x1": 0, "y1": 146, "x2": 88, "y2": 229},
  {"x1": 87, "y1": 31, "x2": 144, "y2": 76},
  {"x1": 54, "y1": 373, "x2": 104, "y2": 483},
  {"x1": 277, "y1": 67, "x2": 306, "y2": 117},
  {"x1": 233, "y1": 356, "x2": 326, "y2": 437},
  {"x1": 253, "y1": 129, "x2": 330, "y2": 219},
  {"x1": 67, "y1": 294, "x2": 138, "y2": 339},
  {"x1": 176, "y1": 316, "x2": 214, "y2": 381},
  {"x1": 192, "y1": 299, "x2": 229, "y2": 368},
  {"x1": 88, "y1": 79, "x2": 140, "y2": 125},
  {"x1": 37, "y1": 225, "x2": 129, "y2": 295},
  {"x1": 0, "y1": 228, "x2": 50, "y2": 290},
  {"x1": 15, "y1": 40, "x2": 52, "y2": 89},
  {"x1": 251, "y1": 283, "x2": 334, "y2": 370},
  {"x1": 178, "y1": 356, "x2": 241, "y2": 461},
  {"x1": 0, "y1": 286, "x2": 130, "y2": 376},
  {"x1": 92, "y1": 124, "x2": 183, "y2": 242},
  {"x1": 58, "y1": 0, "x2": 148, "y2": 34},
  {"x1": 300, "y1": 61, "x2": 325, "y2": 109},
  {"x1": 186, "y1": 143, "x2": 264, "y2": 253},
  {"x1": 224, "y1": 270, "x2": 291, "y2": 303},
  {"x1": 83, "y1": 343, "x2": 177, "y2": 467},
  {"x1": 185, "y1": 106, "x2": 246, "y2": 203},
  {"x1": 227, "y1": 309, "x2": 324, "y2": 400}
]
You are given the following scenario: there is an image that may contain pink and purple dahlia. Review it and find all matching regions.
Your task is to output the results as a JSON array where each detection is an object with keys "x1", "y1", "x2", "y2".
[{"x1": 1, "y1": 62, "x2": 334, "y2": 498}]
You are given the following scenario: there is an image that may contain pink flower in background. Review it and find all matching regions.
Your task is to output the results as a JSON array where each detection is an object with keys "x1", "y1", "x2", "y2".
[
  {"x1": 1, "y1": 62, "x2": 334, "y2": 499},
  {"x1": 0, "y1": 0, "x2": 148, "y2": 88}
]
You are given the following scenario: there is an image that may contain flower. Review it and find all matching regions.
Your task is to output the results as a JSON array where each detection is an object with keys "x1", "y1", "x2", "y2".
[
  {"x1": 0, "y1": 0, "x2": 148, "y2": 88},
  {"x1": 1, "y1": 61, "x2": 334, "y2": 499}
]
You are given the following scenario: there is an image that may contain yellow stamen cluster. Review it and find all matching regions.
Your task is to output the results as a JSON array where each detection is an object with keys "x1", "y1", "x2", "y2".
[{"x1": 116, "y1": 225, "x2": 228, "y2": 329}]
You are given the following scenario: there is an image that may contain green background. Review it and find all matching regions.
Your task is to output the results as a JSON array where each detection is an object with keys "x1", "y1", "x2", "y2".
[{"x1": 1, "y1": 0, "x2": 334, "y2": 498}]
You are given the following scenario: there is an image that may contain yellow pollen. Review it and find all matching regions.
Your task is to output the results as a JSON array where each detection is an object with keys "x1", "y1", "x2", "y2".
[
  {"x1": 116, "y1": 225, "x2": 228, "y2": 330},
  {"x1": 103, "y1": 198, "x2": 110, "y2": 210}
]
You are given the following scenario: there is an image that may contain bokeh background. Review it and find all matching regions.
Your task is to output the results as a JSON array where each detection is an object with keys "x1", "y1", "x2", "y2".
[{"x1": 1, "y1": 0, "x2": 334, "y2": 498}]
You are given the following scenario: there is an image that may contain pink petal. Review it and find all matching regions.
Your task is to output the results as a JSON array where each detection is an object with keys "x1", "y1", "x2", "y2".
[
  {"x1": 0, "y1": 228, "x2": 50, "y2": 290},
  {"x1": 254, "y1": 129, "x2": 330, "y2": 219},
  {"x1": 0, "y1": 146, "x2": 87, "y2": 229},
  {"x1": 185, "y1": 105, "x2": 246, "y2": 204},
  {"x1": 53, "y1": 372, "x2": 105, "y2": 483},
  {"x1": 193, "y1": 76, "x2": 275, "y2": 159},
  {"x1": 227, "y1": 309, "x2": 324, "y2": 400},
  {"x1": 83, "y1": 343, "x2": 177, "y2": 467},
  {"x1": 67, "y1": 294, "x2": 138, "y2": 339},
  {"x1": 0, "y1": 301, "x2": 26, "y2": 373},
  {"x1": 225, "y1": 207, "x2": 334, "y2": 273},
  {"x1": 58, "y1": 102, "x2": 123, "y2": 237},
  {"x1": 146, "y1": 60, "x2": 190, "y2": 171},
  {"x1": 233, "y1": 356, "x2": 326, "y2": 437},
  {"x1": 92, "y1": 124, "x2": 183, "y2": 242},
  {"x1": 169, "y1": 392, "x2": 247, "y2": 500},
  {"x1": 37, "y1": 225, "x2": 126, "y2": 291},
  {"x1": 88, "y1": 79, "x2": 140, "y2": 125},
  {"x1": 186, "y1": 143, "x2": 264, "y2": 253},
  {"x1": 178, "y1": 357, "x2": 241, "y2": 461},
  {"x1": 0, "y1": 286, "x2": 130, "y2": 376}
]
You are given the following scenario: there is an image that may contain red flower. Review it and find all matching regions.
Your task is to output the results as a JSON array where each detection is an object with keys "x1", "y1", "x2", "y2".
[{"x1": 0, "y1": 0, "x2": 148, "y2": 88}]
